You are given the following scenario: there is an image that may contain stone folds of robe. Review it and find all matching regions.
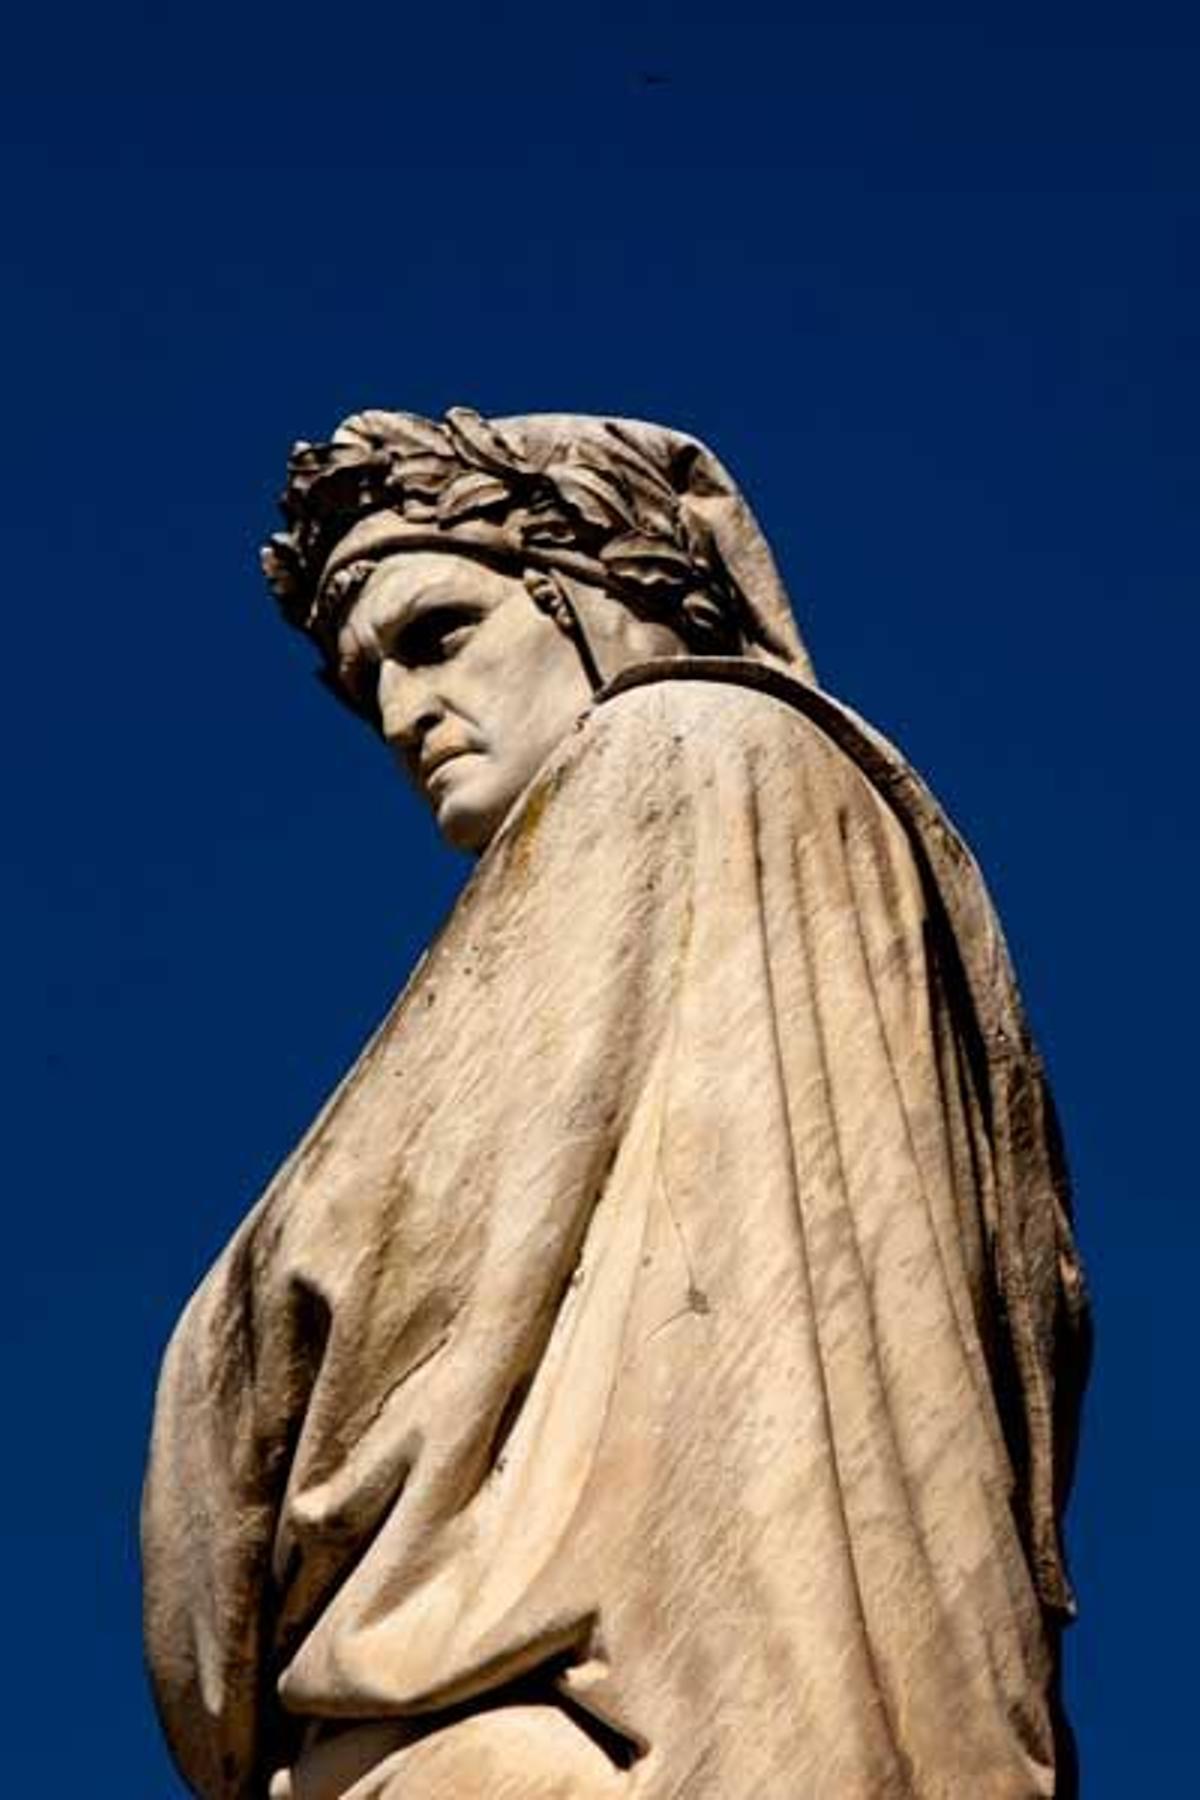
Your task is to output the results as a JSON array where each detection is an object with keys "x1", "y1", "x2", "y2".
[{"x1": 142, "y1": 663, "x2": 1087, "y2": 1799}]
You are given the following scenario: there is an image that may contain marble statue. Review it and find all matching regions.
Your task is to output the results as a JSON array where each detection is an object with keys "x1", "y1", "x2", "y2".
[{"x1": 142, "y1": 409, "x2": 1090, "y2": 1798}]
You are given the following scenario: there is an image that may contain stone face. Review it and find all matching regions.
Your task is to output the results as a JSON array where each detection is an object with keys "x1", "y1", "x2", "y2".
[{"x1": 142, "y1": 412, "x2": 1089, "y2": 1799}]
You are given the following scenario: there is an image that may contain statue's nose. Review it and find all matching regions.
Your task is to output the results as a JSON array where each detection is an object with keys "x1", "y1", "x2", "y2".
[{"x1": 377, "y1": 662, "x2": 441, "y2": 749}]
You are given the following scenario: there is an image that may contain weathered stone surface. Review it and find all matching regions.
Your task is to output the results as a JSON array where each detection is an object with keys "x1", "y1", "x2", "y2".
[{"x1": 143, "y1": 411, "x2": 1088, "y2": 1798}]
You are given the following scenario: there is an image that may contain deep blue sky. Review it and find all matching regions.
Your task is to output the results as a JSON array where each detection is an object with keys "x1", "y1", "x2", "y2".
[{"x1": 2, "y1": 4, "x2": 1195, "y2": 1791}]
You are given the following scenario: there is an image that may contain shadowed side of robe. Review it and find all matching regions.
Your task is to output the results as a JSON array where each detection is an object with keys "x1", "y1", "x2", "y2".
[{"x1": 142, "y1": 666, "x2": 1086, "y2": 1800}]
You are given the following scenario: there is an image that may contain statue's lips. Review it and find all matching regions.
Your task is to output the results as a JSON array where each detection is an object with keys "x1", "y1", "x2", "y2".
[{"x1": 419, "y1": 745, "x2": 478, "y2": 788}]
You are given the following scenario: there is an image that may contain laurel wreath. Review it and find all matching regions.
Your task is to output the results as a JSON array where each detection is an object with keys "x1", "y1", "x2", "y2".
[{"x1": 262, "y1": 407, "x2": 740, "y2": 649}]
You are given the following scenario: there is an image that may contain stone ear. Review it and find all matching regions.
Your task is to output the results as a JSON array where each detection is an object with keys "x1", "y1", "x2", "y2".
[
  {"x1": 523, "y1": 569, "x2": 606, "y2": 692},
  {"x1": 523, "y1": 568, "x2": 575, "y2": 631}
]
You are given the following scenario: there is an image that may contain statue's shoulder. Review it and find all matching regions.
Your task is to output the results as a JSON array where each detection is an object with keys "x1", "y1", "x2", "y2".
[
  {"x1": 487, "y1": 658, "x2": 919, "y2": 886},
  {"x1": 566, "y1": 656, "x2": 955, "y2": 875},
  {"x1": 594, "y1": 656, "x2": 822, "y2": 740},
  {"x1": 585, "y1": 657, "x2": 878, "y2": 796}
]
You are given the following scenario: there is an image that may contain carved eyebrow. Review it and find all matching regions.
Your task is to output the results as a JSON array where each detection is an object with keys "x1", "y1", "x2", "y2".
[
  {"x1": 361, "y1": 577, "x2": 485, "y2": 637},
  {"x1": 395, "y1": 590, "x2": 482, "y2": 626},
  {"x1": 339, "y1": 596, "x2": 482, "y2": 686}
]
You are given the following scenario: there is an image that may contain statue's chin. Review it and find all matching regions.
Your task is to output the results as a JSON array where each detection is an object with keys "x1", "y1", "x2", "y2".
[
  {"x1": 431, "y1": 786, "x2": 501, "y2": 856},
  {"x1": 427, "y1": 746, "x2": 556, "y2": 856},
  {"x1": 419, "y1": 753, "x2": 499, "y2": 855}
]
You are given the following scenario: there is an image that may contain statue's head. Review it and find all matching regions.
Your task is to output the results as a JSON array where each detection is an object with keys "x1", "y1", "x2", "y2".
[{"x1": 263, "y1": 408, "x2": 812, "y2": 851}]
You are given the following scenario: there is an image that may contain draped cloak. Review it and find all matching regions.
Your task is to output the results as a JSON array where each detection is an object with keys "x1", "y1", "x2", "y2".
[{"x1": 142, "y1": 659, "x2": 1087, "y2": 1800}]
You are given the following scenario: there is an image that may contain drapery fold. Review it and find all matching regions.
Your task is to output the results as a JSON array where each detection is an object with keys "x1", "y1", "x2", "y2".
[{"x1": 143, "y1": 662, "x2": 1086, "y2": 1799}]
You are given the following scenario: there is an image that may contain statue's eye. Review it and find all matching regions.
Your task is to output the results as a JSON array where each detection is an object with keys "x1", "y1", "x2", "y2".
[{"x1": 402, "y1": 605, "x2": 480, "y2": 665}]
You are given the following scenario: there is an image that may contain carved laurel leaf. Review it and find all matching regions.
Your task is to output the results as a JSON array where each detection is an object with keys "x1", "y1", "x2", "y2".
[
  {"x1": 601, "y1": 532, "x2": 695, "y2": 586},
  {"x1": 388, "y1": 453, "x2": 456, "y2": 500},
  {"x1": 550, "y1": 463, "x2": 637, "y2": 531},
  {"x1": 445, "y1": 407, "x2": 528, "y2": 476},
  {"x1": 602, "y1": 530, "x2": 689, "y2": 561},
  {"x1": 261, "y1": 534, "x2": 301, "y2": 596},
  {"x1": 287, "y1": 440, "x2": 379, "y2": 504},
  {"x1": 521, "y1": 511, "x2": 576, "y2": 546},
  {"x1": 680, "y1": 590, "x2": 729, "y2": 639},
  {"x1": 437, "y1": 469, "x2": 513, "y2": 524},
  {"x1": 380, "y1": 413, "x2": 453, "y2": 456},
  {"x1": 331, "y1": 416, "x2": 379, "y2": 451},
  {"x1": 304, "y1": 461, "x2": 384, "y2": 519},
  {"x1": 323, "y1": 560, "x2": 374, "y2": 611},
  {"x1": 336, "y1": 410, "x2": 452, "y2": 459},
  {"x1": 287, "y1": 439, "x2": 350, "y2": 478}
]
